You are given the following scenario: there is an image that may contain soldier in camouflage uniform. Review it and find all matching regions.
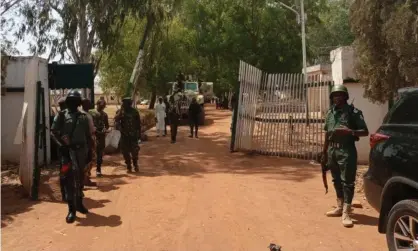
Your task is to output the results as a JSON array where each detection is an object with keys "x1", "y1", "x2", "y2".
[
  {"x1": 57, "y1": 97, "x2": 68, "y2": 201},
  {"x1": 89, "y1": 99, "x2": 109, "y2": 177},
  {"x1": 114, "y1": 97, "x2": 141, "y2": 173},
  {"x1": 51, "y1": 90, "x2": 94, "y2": 223},
  {"x1": 168, "y1": 95, "x2": 181, "y2": 143},
  {"x1": 322, "y1": 85, "x2": 369, "y2": 228},
  {"x1": 81, "y1": 98, "x2": 96, "y2": 186}
]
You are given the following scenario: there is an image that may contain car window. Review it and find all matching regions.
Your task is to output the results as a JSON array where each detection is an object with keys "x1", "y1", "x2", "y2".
[{"x1": 386, "y1": 94, "x2": 418, "y2": 125}]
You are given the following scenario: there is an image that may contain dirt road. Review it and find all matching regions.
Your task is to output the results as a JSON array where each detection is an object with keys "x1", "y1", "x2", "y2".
[{"x1": 2, "y1": 105, "x2": 386, "y2": 251}]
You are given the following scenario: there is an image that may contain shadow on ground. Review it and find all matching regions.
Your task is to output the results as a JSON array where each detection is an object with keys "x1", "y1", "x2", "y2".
[
  {"x1": 352, "y1": 213, "x2": 379, "y2": 227},
  {"x1": 1, "y1": 105, "x2": 319, "y2": 228},
  {"x1": 1, "y1": 183, "x2": 36, "y2": 228}
]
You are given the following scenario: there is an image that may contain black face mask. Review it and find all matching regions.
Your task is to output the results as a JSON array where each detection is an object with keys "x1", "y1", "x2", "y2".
[
  {"x1": 66, "y1": 99, "x2": 80, "y2": 112},
  {"x1": 122, "y1": 101, "x2": 131, "y2": 110}
]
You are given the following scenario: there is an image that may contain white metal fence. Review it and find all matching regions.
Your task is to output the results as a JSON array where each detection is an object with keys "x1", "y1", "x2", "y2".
[{"x1": 233, "y1": 61, "x2": 333, "y2": 160}]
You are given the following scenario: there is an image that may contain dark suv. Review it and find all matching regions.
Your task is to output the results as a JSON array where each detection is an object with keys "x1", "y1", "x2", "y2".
[{"x1": 364, "y1": 87, "x2": 418, "y2": 251}]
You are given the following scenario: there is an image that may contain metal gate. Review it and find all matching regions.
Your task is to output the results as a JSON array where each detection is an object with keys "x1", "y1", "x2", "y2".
[{"x1": 233, "y1": 61, "x2": 333, "y2": 160}]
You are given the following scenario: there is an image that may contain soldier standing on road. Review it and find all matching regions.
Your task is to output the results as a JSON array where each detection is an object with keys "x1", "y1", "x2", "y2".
[
  {"x1": 90, "y1": 99, "x2": 110, "y2": 177},
  {"x1": 114, "y1": 97, "x2": 141, "y2": 173},
  {"x1": 322, "y1": 85, "x2": 369, "y2": 228},
  {"x1": 51, "y1": 90, "x2": 94, "y2": 223},
  {"x1": 188, "y1": 97, "x2": 201, "y2": 138},
  {"x1": 168, "y1": 95, "x2": 180, "y2": 143},
  {"x1": 81, "y1": 98, "x2": 96, "y2": 186}
]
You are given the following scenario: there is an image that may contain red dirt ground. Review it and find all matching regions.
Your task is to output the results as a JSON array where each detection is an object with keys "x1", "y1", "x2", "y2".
[{"x1": 1, "y1": 105, "x2": 386, "y2": 251}]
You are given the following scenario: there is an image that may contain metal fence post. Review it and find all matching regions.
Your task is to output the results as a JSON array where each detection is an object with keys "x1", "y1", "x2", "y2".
[{"x1": 230, "y1": 81, "x2": 240, "y2": 152}]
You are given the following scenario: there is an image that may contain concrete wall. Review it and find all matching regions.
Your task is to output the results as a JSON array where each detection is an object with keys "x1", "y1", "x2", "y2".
[
  {"x1": 1, "y1": 57, "x2": 51, "y2": 165},
  {"x1": 1, "y1": 93, "x2": 25, "y2": 162},
  {"x1": 344, "y1": 83, "x2": 388, "y2": 164},
  {"x1": 330, "y1": 46, "x2": 357, "y2": 85}
]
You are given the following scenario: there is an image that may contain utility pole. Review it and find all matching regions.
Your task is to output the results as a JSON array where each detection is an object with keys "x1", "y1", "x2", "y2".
[
  {"x1": 300, "y1": 0, "x2": 307, "y2": 83},
  {"x1": 274, "y1": 0, "x2": 307, "y2": 83}
]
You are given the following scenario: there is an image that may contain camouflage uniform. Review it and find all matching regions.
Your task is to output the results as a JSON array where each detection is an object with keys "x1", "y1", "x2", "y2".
[
  {"x1": 168, "y1": 97, "x2": 180, "y2": 143},
  {"x1": 115, "y1": 98, "x2": 141, "y2": 172},
  {"x1": 324, "y1": 85, "x2": 368, "y2": 227},
  {"x1": 51, "y1": 90, "x2": 92, "y2": 223},
  {"x1": 89, "y1": 109, "x2": 109, "y2": 175}
]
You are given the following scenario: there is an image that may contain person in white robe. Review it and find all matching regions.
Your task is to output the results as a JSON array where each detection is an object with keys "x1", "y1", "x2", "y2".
[{"x1": 154, "y1": 97, "x2": 166, "y2": 137}]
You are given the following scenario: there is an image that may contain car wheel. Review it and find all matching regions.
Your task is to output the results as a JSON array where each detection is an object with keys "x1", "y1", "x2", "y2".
[{"x1": 386, "y1": 199, "x2": 418, "y2": 251}]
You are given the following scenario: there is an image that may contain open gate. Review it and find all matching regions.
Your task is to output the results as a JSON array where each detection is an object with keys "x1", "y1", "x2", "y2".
[{"x1": 232, "y1": 61, "x2": 333, "y2": 161}]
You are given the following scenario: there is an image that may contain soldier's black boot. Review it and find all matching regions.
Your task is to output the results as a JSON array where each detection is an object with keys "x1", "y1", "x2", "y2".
[
  {"x1": 189, "y1": 126, "x2": 193, "y2": 138},
  {"x1": 66, "y1": 203, "x2": 76, "y2": 224},
  {"x1": 133, "y1": 161, "x2": 139, "y2": 172},
  {"x1": 127, "y1": 164, "x2": 132, "y2": 173},
  {"x1": 76, "y1": 197, "x2": 89, "y2": 214}
]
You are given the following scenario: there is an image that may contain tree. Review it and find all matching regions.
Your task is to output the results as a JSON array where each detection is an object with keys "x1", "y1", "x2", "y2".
[
  {"x1": 16, "y1": 0, "x2": 147, "y2": 75},
  {"x1": 350, "y1": 0, "x2": 418, "y2": 103},
  {"x1": 308, "y1": 0, "x2": 355, "y2": 65},
  {"x1": 1, "y1": 0, "x2": 24, "y2": 54},
  {"x1": 99, "y1": 15, "x2": 193, "y2": 106},
  {"x1": 127, "y1": 0, "x2": 181, "y2": 103}
]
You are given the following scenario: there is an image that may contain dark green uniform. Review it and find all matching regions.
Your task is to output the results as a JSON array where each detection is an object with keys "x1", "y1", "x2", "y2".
[
  {"x1": 115, "y1": 107, "x2": 141, "y2": 170},
  {"x1": 51, "y1": 109, "x2": 90, "y2": 218},
  {"x1": 168, "y1": 98, "x2": 180, "y2": 143},
  {"x1": 89, "y1": 109, "x2": 109, "y2": 172},
  {"x1": 324, "y1": 103, "x2": 368, "y2": 204}
]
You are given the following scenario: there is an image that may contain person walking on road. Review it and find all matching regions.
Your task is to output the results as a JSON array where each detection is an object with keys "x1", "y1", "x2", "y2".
[
  {"x1": 51, "y1": 90, "x2": 94, "y2": 223},
  {"x1": 168, "y1": 95, "x2": 180, "y2": 144},
  {"x1": 154, "y1": 97, "x2": 166, "y2": 137},
  {"x1": 81, "y1": 98, "x2": 96, "y2": 186},
  {"x1": 114, "y1": 97, "x2": 141, "y2": 173},
  {"x1": 188, "y1": 97, "x2": 201, "y2": 138},
  {"x1": 163, "y1": 97, "x2": 170, "y2": 136},
  {"x1": 322, "y1": 85, "x2": 369, "y2": 228},
  {"x1": 90, "y1": 99, "x2": 110, "y2": 177},
  {"x1": 57, "y1": 97, "x2": 67, "y2": 201}
]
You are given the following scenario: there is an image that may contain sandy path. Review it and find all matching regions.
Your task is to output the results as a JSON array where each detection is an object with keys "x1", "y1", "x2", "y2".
[{"x1": 1, "y1": 105, "x2": 386, "y2": 251}]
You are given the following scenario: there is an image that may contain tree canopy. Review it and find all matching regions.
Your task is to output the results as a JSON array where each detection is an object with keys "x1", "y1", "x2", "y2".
[
  {"x1": 350, "y1": 0, "x2": 418, "y2": 103},
  {"x1": 99, "y1": 0, "x2": 354, "y2": 99}
]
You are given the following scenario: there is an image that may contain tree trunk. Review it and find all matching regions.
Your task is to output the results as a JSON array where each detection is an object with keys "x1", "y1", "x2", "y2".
[
  {"x1": 77, "y1": 1, "x2": 90, "y2": 98},
  {"x1": 129, "y1": 14, "x2": 155, "y2": 106},
  {"x1": 148, "y1": 87, "x2": 157, "y2": 109}
]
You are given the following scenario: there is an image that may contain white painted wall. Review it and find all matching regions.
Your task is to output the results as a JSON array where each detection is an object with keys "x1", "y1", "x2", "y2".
[
  {"x1": 1, "y1": 93, "x2": 25, "y2": 162},
  {"x1": 344, "y1": 83, "x2": 388, "y2": 164},
  {"x1": 330, "y1": 46, "x2": 357, "y2": 86},
  {"x1": 1, "y1": 57, "x2": 50, "y2": 166}
]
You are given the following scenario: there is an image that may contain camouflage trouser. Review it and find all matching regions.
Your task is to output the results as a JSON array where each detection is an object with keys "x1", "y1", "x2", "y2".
[
  {"x1": 60, "y1": 146, "x2": 87, "y2": 203},
  {"x1": 95, "y1": 134, "x2": 106, "y2": 172},
  {"x1": 120, "y1": 135, "x2": 140, "y2": 167},
  {"x1": 328, "y1": 145, "x2": 357, "y2": 204},
  {"x1": 84, "y1": 144, "x2": 96, "y2": 178}
]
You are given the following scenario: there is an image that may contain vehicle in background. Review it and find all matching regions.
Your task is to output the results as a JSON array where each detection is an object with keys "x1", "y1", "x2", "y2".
[
  {"x1": 167, "y1": 81, "x2": 205, "y2": 125},
  {"x1": 364, "y1": 87, "x2": 418, "y2": 251},
  {"x1": 140, "y1": 99, "x2": 149, "y2": 105},
  {"x1": 200, "y1": 82, "x2": 214, "y2": 103}
]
